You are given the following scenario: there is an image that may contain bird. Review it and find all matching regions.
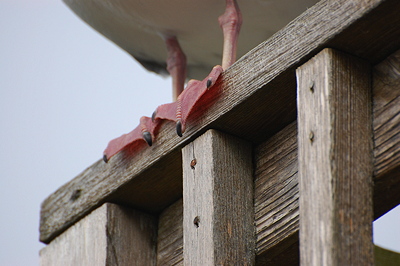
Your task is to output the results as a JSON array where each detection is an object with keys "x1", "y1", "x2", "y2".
[{"x1": 62, "y1": 0, "x2": 319, "y2": 162}]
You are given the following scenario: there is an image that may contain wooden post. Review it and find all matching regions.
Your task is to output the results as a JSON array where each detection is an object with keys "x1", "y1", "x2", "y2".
[
  {"x1": 296, "y1": 48, "x2": 374, "y2": 265},
  {"x1": 182, "y1": 129, "x2": 254, "y2": 265},
  {"x1": 40, "y1": 203, "x2": 157, "y2": 266}
]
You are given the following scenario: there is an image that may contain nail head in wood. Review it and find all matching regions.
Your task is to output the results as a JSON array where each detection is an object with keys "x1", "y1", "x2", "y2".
[
  {"x1": 309, "y1": 131, "x2": 315, "y2": 143},
  {"x1": 309, "y1": 80, "x2": 315, "y2": 93},
  {"x1": 190, "y1": 159, "x2": 197, "y2": 169},
  {"x1": 193, "y1": 216, "x2": 200, "y2": 228}
]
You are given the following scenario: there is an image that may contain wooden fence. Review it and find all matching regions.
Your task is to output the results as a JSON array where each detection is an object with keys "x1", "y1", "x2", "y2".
[{"x1": 40, "y1": 0, "x2": 400, "y2": 264}]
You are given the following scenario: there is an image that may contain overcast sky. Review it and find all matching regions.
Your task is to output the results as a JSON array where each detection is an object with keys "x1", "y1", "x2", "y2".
[{"x1": 0, "y1": 0, "x2": 399, "y2": 265}]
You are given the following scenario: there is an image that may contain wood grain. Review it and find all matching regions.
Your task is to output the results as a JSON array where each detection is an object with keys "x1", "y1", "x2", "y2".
[
  {"x1": 149, "y1": 48, "x2": 400, "y2": 263},
  {"x1": 372, "y1": 49, "x2": 400, "y2": 218},
  {"x1": 373, "y1": 49, "x2": 400, "y2": 173},
  {"x1": 254, "y1": 49, "x2": 400, "y2": 263},
  {"x1": 40, "y1": 47, "x2": 400, "y2": 264},
  {"x1": 40, "y1": 203, "x2": 157, "y2": 266},
  {"x1": 297, "y1": 49, "x2": 373, "y2": 265},
  {"x1": 40, "y1": 0, "x2": 400, "y2": 244},
  {"x1": 182, "y1": 130, "x2": 254, "y2": 265},
  {"x1": 254, "y1": 122, "x2": 299, "y2": 265},
  {"x1": 153, "y1": 111, "x2": 400, "y2": 265},
  {"x1": 157, "y1": 199, "x2": 183, "y2": 266},
  {"x1": 254, "y1": 48, "x2": 400, "y2": 261}
]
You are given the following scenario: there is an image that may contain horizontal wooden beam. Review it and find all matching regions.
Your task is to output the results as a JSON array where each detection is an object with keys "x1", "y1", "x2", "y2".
[{"x1": 40, "y1": 0, "x2": 400, "y2": 244}]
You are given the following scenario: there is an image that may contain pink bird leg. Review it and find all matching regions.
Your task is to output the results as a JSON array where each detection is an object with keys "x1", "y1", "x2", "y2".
[
  {"x1": 219, "y1": 0, "x2": 242, "y2": 69},
  {"x1": 165, "y1": 36, "x2": 187, "y2": 101},
  {"x1": 103, "y1": 0, "x2": 242, "y2": 162}
]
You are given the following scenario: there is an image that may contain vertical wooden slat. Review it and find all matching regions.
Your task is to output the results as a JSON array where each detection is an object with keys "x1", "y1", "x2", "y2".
[
  {"x1": 296, "y1": 48, "x2": 374, "y2": 265},
  {"x1": 40, "y1": 203, "x2": 157, "y2": 266},
  {"x1": 182, "y1": 129, "x2": 254, "y2": 265}
]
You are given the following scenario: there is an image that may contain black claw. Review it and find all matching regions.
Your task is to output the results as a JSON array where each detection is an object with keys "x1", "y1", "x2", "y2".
[
  {"x1": 176, "y1": 120, "x2": 183, "y2": 137},
  {"x1": 103, "y1": 154, "x2": 108, "y2": 163},
  {"x1": 206, "y1": 78, "x2": 212, "y2": 88},
  {"x1": 142, "y1": 131, "x2": 153, "y2": 146},
  {"x1": 151, "y1": 110, "x2": 157, "y2": 122}
]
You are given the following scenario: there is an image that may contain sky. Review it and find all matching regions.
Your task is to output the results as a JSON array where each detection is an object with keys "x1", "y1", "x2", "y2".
[{"x1": 0, "y1": 0, "x2": 399, "y2": 265}]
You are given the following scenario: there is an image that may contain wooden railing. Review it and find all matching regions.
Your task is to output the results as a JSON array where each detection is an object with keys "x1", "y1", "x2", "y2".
[{"x1": 40, "y1": 0, "x2": 400, "y2": 264}]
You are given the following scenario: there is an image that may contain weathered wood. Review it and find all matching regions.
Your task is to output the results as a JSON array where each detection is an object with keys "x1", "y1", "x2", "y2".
[
  {"x1": 254, "y1": 48, "x2": 400, "y2": 261},
  {"x1": 40, "y1": 47, "x2": 400, "y2": 263},
  {"x1": 254, "y1": 122, "x2": 298, "y2": 250},
  {"x1": 140, "y1": 47, "x2": 400, "y2": 264},
  {"x1": 40, "y1": 0, "x2": 400, "y2": 244},
  {"x1": 157, "y1": 199, "x2": 183, "y2": 266},
  {"x1": 254, "y1": 122, "x2": 299, "y2": 265},
  {"x1": 152, "y1": 118, "x2": 400, "y2": 265},
  {"x1": 254, "y1": 49, "x2": 400, "y2": 263},
  {"x1": 105, "y1": 205, "x2": 157, "y2": 265},
  {"x1": 372, "y1": 49, "x2": 400, "y2": 218},
  {"x1": 373, "y1": 49, "x2": 400, "y2": 177},
  {"x1": 40, "y1": 203, "x2": 157, "y2": 266},
  {"x1": 182, "y1": 130, "x2": 254, "y2": 265},
  {"x1": 297, "y1": 49, "x2": 373, "y2": 265}
]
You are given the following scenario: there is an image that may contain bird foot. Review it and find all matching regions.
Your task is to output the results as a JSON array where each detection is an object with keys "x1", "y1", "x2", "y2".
[
  {"x1": 153, "y1": 65, "x2": 223, "y2": 136},
  {"x1": 103, "y1": 65, "x2": 223, "y2": 162}
]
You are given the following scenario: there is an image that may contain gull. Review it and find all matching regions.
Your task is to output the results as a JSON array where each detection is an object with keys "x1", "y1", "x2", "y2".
[{"x1": 63, "y1": 0, "x2": 319, "y2": 162}]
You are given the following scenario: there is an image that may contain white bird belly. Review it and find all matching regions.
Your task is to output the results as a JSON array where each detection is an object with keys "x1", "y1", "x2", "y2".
[{"x1": 63, "y1": 0, "x2": 319, "y2": 78}]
